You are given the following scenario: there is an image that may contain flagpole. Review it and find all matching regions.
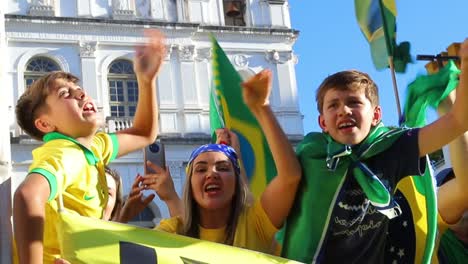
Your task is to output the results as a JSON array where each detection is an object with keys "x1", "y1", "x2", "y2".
[{"x1": 388, "y1": 56, "x2": 402, "y2": 119}]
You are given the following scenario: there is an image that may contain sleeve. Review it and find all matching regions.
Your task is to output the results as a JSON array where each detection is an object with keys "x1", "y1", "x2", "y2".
[
  {"x1": 155, "y1": 216, "x2": 181, "y2": 234},
  {"x1": 92, "y1": 132, "x2": 119, "y2": 165},
  {"x1": 248, "y1": 199, "x2": 279, "y2": 246},
  {"x1": 29, "y1": 144, "x2": 83, "y2": 201}
]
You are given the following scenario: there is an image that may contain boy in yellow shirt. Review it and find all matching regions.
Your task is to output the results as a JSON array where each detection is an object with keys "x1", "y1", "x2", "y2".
[{"x1": 13, "y1": 29, "x2": 166, "y2": 263}]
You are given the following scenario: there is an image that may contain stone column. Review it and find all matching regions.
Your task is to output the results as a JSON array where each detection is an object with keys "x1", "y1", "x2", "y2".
[
  {"x1": 0, "y1": 4, "x2": 13, "y2": 262},
  {"x1": 79, "y1": 41, "x2": 101, "y2": 109},
  {"x1": 195, "y1": 47, "x2": 213, "y2": 132},
  {"x1": 177, "y1": 45, "x2": 201, "y2": 133},
  {"x1": 77, "y1": 0, "x2": 92, "y2": 17},
  {"x1": 265, "y1": 49, "x2": 303, "y2": 135},
  {"x1": 259, "y1": 0, "x2": 290, "y2": 28}
]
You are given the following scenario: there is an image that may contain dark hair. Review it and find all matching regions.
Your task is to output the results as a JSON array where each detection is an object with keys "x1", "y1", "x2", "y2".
[
  {"x1": 15, "y1": 71, "x2": 79, "y2": 141},
  {"x1": 105, "y1": 166, "x2": 124, "y2": 221},
  {"x1": 316, "y1": 70, "x2": 379, "y2": 114}
]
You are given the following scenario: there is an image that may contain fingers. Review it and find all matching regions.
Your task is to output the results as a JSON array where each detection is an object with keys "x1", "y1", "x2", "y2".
[
  {"x1": 146, "y1": 160, "x2": 164, "y2": 173},
  {"x1": 142, "y1": 193, "x2": 156, "y2": 205},
  {"x1": 242, "y1": 69, "x2": 272, "y2": 88},
  {"x1": 127, "y1": 192, "x2": 143, "y2": 203},
  {"x1": 216, "y1": 128, "x2": 231, "y2": 145},
  {"x1": 141, "y1": 176, "x2": 157, "y2": 187}
]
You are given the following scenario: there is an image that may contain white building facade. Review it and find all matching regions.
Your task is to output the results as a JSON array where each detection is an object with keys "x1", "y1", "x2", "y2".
[{"x1": 2, "y1": 0, "x2": 302, "y2": 260}]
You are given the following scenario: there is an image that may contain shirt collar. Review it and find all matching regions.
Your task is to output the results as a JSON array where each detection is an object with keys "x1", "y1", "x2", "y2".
[{"x1": 43, "y1": 132, "x2": 99, "y2": 165}]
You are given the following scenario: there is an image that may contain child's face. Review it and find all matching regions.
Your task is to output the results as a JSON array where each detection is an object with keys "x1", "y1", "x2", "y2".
[
  {"x1": 37, "y1": 78, "x2": 101, "y2": 138},
  {"x1": 319, "y1": 87, "x2": 381, "y2": 145},
  {"x1": 103, "y1": 173, "x2": 117, "y2": 221}
]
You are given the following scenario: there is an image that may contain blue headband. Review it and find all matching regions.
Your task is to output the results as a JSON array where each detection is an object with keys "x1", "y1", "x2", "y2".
[{"x1": 186, "y1": 144, "x2": 240, "y2": 175}]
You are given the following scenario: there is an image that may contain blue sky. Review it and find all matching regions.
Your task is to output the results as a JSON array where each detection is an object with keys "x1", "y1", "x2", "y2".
[{"x1": 290, "y1": 0, "x2": 467, "y2": 134}]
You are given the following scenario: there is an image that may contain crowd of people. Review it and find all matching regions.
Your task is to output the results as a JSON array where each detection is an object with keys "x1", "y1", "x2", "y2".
[{"x1": 12, "y1": 29, "x2": 468, "y2": 263}]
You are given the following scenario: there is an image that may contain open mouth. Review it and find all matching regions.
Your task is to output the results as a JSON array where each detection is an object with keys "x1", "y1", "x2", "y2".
[
  {"x1": 204, "y1": 183, "x2": 221, "y2": 194},
  {"x1": 338, "y1": 121, "x2": 356, "y2": 130},
  {"x1": 82, "y1": 102, "x2": 96, "y2": 114}
]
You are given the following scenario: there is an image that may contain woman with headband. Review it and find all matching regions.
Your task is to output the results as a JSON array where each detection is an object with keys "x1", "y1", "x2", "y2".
[{"x1": 130, "y1": 70, "x2": 301, "y2": 254}]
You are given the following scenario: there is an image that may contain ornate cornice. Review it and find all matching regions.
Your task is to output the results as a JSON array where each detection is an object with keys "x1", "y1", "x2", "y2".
[
  {"x1": 233, "y1": 54, "x2": 249, "y2": 68},
  {"x1": 177, "y1": 45, "x2": 195, "y2": 62},
  {"x1": 28, "y1": 0, "x2": 54, "y2": 17},
  {"x1": 5, "y1": 15, "x2": 299, "y2": 43},
  {"x1": 195, "y1": 47, "x2": 212, "y2": 62},
  {"x1": 79, "y1": 41, "x2": 97, "y2": 58},
  {"x1": 265, "y1": 50, "x2": 293, "y2": 64}
]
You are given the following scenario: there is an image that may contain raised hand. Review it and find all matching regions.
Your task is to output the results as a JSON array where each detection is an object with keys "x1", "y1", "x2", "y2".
[
  {"x1": 142, "y1": 161, "x2": 178, "y2": 202},
  {"x1": 215, "y1": 128, "x2": 241, "y2": 155},
  {"x1": 134, "y1": 29, "x2": 167, "y2": 84},
  {"x1": 143, "y1": 161, "x2": 183, "y2": 217},
  {"x1": 241, "y1": 69, "x2": 273, "y2": 112},
  {"x1": 118, "y1": 174, "x2": 155, "y2": 223}
]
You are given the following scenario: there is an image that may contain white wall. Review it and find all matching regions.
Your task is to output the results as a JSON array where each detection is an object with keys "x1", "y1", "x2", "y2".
[{"x1": 5, "y1": 0, "x2": 302, "y2": 229}]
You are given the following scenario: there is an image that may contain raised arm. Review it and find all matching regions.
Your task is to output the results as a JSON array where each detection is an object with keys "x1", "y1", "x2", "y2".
[
  {"x1": 13, "y1": 173, "x2": 51, "y2": 264},
  {"x1": 141, "y1": 161, "x2": 183, "y2": 217},
  {"x1": 418, "y1": 38, "x2": 468, "y2": 157},
  {"x1": 436, "y1": 91, "x2": 468, "y2": 224},
  {"x1": 116, "y1": 30, "x2": 167, "y2": 156},
  {"x1": 242, "y1": 69, "x2": 301, "y2": 228}
]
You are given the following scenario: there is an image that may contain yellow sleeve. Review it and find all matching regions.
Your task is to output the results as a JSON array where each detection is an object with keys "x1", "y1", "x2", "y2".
[
  {"x1": 92, "y1": 132, "x2": 119, "y2": 165},
  {"x1": 30, "y1": 143, "x2": 84, "y2": 201},
  {"x1": 155, "y1": 216, "x2": 182, "y2": 234},
  {"x1": 248, "y1": 200, "x2": 279, "y2": 247}
]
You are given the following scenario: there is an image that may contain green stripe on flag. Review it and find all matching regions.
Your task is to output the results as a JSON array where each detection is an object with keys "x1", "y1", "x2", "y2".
[
  {"x1": 355, "y1": 0, "x2": 410, "y2": 72},
  {"x1": 209, "y1": 36, "x2": 277, "y2": 197}
]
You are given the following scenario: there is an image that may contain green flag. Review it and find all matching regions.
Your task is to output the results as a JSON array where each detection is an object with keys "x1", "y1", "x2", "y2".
[
  {"x1": 209, "y1": 36, "x2": 277, "y2": 197},
  {"x1": 354, "y1": 0, "x2": 411, "y2": 72},
  {"x1": 402, "y1": 60, "x2": 460, "y2": 127}
]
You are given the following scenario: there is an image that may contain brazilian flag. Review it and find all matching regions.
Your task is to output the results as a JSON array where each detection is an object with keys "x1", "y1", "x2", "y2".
[
  {"x1": 57, "y1": 211, "x2": 300, "y2": 263},
  {"x1": 354, "y1": 0, "x2": 411, "y2": 72},
  {"x1": 209, "y1": 36, "x2": 277, "y2": 197}
]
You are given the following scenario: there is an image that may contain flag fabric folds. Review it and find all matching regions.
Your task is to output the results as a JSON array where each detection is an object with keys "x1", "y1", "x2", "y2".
[
  {"x1": 354, "y1": 0, "x2": 411, "y2": 72},
  {"x1": 57, "y1": 211, "x2": 300, "y2": 263},
  {"x1": 209, "y1": 36, "x2": 277, "y2": 197},
  {"x1": 401, "y1": 60, "x2": 460, "y2": 127}
]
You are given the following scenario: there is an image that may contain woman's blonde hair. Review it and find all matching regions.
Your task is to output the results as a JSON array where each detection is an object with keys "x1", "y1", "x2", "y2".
[{"x1": 181, "y1": 146, "x2": 250, "y2": 245}]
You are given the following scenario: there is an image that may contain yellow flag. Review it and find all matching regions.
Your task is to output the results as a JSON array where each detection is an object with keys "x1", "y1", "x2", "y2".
[{"x1": 57, "y1": 212, "x2": 301, "y2": 263}]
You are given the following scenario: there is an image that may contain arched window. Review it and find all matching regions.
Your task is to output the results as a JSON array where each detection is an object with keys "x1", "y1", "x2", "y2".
[
  {"x1": 24, "y1": 56, "x2": 60, "y2": 88},
  {"x1": 108, "y1": 59, "x2": 138, "y2": 117}
]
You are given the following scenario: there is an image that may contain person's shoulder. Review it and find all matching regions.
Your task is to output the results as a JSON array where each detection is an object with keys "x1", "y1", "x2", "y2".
[
  {"x1": 156, "y1": 216, "x2": 183, "y2": 233},
  {"x1": 296, "y1": 131, "x2": 327, "y2": 156}
]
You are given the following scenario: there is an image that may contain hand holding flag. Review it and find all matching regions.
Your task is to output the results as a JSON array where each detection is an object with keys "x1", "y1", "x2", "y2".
[{"x1": 209, "y1": 37, "x2": 277, "y2": 197}]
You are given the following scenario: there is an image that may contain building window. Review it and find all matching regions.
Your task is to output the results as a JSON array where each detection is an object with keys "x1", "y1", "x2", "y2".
[
  {"x1": 24, "y1": 56, "x2": 60, "y2": 88},
  {"x1": 108, "y1": 59, "x2": 138, "y2": 117},
  {"x1": 223, "y1": 0, "x2": 246, "y2": 26}
]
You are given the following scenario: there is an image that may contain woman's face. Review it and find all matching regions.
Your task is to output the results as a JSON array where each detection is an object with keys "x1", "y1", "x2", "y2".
[
  {"x1": 190, "y1": 151, "x2": 236, "y2": 211},
  {"x1": 103, "y1": 173, "x2": 117, "y2": 221}
]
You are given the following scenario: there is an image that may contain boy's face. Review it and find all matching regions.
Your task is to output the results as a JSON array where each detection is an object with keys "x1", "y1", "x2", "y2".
[
  {"x1": 35, "y1": 78, "x2": 101, "y2": 138},
  {"x1": 319, "y1": 87, "x2": 381, "y2": 145}
]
